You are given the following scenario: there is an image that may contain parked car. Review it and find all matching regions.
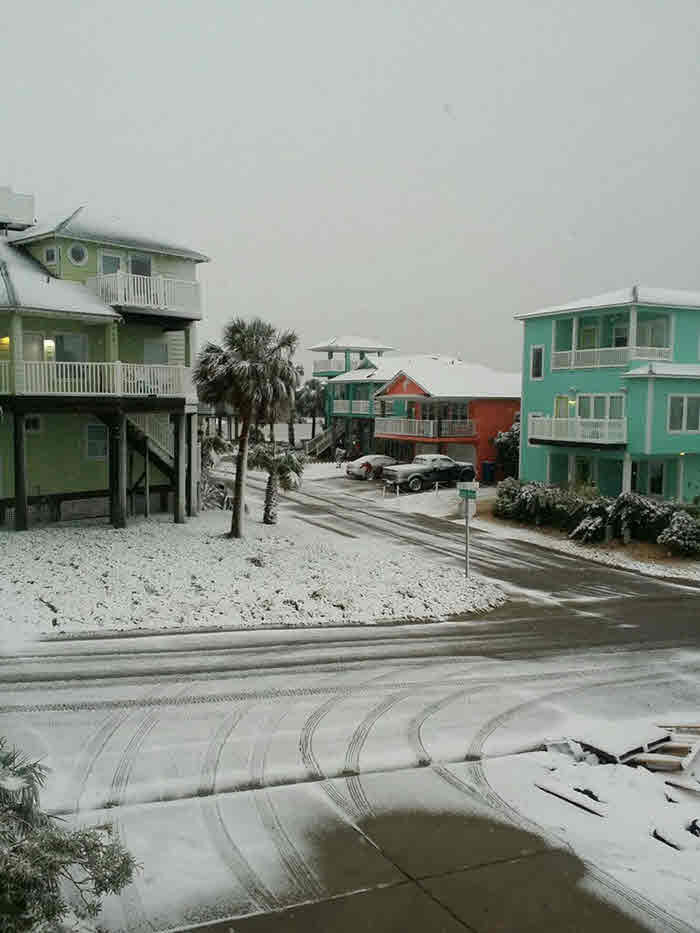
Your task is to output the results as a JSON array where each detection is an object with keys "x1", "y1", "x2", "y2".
[
  {"x1": 383, "y1": 454, "x2": 475, "y2": 492},
  {"x1": 346, "y1": 454, "x2": 398, "y2": 480}
]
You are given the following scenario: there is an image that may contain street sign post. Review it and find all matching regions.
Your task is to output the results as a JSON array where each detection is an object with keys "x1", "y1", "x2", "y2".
[{"x1": 457, "y1": 481, "x2": 479, "y2": 578}]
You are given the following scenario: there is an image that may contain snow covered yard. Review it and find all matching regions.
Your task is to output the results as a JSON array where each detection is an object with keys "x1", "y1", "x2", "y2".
[{"x1": 0, "y1": 509, "x2": 505, "y2": 636}]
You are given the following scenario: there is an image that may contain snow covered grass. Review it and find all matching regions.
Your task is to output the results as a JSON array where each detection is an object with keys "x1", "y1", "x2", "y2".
[
  {"x1": 471, "y1": 515, "x2": 700, "y2": 582},
  {"x1": 0, "y1": 510, "x2": 505, "y2": 636}
]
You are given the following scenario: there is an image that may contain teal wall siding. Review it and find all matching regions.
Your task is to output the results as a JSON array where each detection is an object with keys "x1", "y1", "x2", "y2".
[{"x1": 671, "y1": 309, "x2": 699, "y2": 363}]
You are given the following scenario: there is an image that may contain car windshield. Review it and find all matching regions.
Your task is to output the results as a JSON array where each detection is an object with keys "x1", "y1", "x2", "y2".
[{"x1": 413, "y1": 456, "x2": 430, "y2": 464}]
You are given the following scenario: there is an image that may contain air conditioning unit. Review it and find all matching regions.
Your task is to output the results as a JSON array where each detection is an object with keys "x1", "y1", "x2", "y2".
[{"x1": 0, "y1": 186, "x2": 35, "y2": 230}]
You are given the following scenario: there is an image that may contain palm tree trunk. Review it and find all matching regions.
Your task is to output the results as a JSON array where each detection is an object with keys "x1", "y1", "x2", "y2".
[
  {"x1": 269, "y1": 417, "x2": 275, "y2": 445},
  {"x1": 288, "y1": 396, "x2": 296, "y2": 448},
  {"x1": 263, "y1": 472, "x2": 279, "y2": 524},
  {"x1": 311, "y1": 413, "x2": 316, "y2": 439},
  {"x1": 234, "y1": 415, "x2": 239, "y2": 441},
  {"x1": 230, "y1": 413, "x2": 251, "y2": 538}
]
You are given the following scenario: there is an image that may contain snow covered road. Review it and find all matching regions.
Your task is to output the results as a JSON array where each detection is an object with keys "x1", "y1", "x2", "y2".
[{"x1": 3, "y1": 477, "x2": 700, "y2": 932}]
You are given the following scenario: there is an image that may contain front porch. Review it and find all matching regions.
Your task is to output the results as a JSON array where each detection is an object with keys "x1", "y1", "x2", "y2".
[
  {"x1": 374, "y1": 417, "x2": 476, "y2": 439},
  {"x1": 0, "y1": 359, "x2": 193, "y2": 398},
  {"x1": 545, "y1": 450, "x2": 691, "y2": 501}
]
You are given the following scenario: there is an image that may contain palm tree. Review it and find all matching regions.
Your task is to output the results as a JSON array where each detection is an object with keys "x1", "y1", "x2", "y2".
[
  {"x1": 194, "y1": 318, "x2": 299, "y2": 538},
  {"x1": 248, "y1": 445, "x2": 305, "y2": 524},
  {"x1": 297, "y1": 378, "x2": 326, "y2": 438}
]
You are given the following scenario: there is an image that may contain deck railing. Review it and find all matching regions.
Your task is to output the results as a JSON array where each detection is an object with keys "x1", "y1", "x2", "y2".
[
  {"x1": 528, "y1": 414, "x2": 627, "y2": 444},
  {"x1": 313, "y1": 359, "x2": 346, "y2": 374},
  {"x1": 439, "y1": 419, "x2": 476, "y2": 436},
  {"x1": 86, "y1": 273, "x2": 201, "y2": 316},
  {"x1": 19, "y1": 361, "x2": 189, "y2": 397},
  {"x1": 332, "y1": 399, "x2": 352, "y2": 413},
  {"x1": 0, "y1": 361, "x2": 10, "y2": 394},
  {"x1": 551, "y1": 346, "x2": 672, "y2": 370},
  {"x1": 375, "y1": 418, "x2": 437, "y2": 437},
  {"x1": 129, "y1": 413, "x2": 175, "y2": 456}
]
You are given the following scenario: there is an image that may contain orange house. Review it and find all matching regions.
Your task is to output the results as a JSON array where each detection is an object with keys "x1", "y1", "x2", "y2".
[{"x1": 373, "y1": 358, "x2": 520, "y2": 480}]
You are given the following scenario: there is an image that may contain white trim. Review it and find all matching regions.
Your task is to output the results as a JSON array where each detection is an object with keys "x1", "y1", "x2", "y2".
[
  {"x1": 645, "y1": 378, "x2": 654, "y2": 454},
  {"x1": 99, "y1": 248, "x2": 124, "y2": 276},
  {"x1": 678, "y1": 455, "x2": 685, "y2": 502},
  {"x1": 669, "y1": 311, "x2": 676, "y2": 360},
  {"x1": 628, "y1": 306, "x2": 637, "y2": 349},
  {"x1": 67, "y1": 242, "x2": 89, "y2": 267},
  {"x1": 85, "y1": 422, "x2": 108, "y2": 461},
  {"x1": 545, "y1": 452, "x2": 551, "y2": 484},
  {"x1": 622, "y1": 453, "x2": 632, "y2": 493},
  {"x1": 667, "y1": 393, "x2": 700, "y2": 434},
  {"x1": 527, "y1": 411, "x2": 544, "y2": 446},
  {"x1": 530, "y1": 344, "x2": 545, "y2": 380}
]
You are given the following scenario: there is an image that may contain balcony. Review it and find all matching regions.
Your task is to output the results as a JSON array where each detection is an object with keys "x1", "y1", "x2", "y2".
[
  {"x1": 313, "y1": 359, "x2": 346, "y2": 374},
  {"x1": 4, "y1": 361, "x2": 190, "y2": 398},
  {"x1": 374, "y1": 418, "x2": 477, "y2": 438},
  {"x1": 86, "y1": 273, "x2": 201, "y2": 317},
  {"x1": 332, "y1": 399, "x2": 373, "y2": 414},
  {"x1": 439, "y1": 419, "x2": 476, "y2": 436},
  {"x1": 528, "y1": 414, "x2": 627, "y2": 445},
  {"x1": 551, "y1": 346, "x2": 672, "y2": 370}
]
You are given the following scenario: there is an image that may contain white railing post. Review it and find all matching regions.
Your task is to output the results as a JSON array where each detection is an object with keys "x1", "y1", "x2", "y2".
[{"x1": 115, "y1": 361, "x2": 123, "y2": 396}]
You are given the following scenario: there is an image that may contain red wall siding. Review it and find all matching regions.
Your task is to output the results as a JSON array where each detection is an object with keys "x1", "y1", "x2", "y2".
[
  {"x1": 469, "y1": 398, "x2": 520, "y2": 478},
  {"x1": 384, "y1": 376, "x2": 427, "y2": 397}
]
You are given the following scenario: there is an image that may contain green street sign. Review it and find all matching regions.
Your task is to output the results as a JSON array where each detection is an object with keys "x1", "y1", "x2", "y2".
[{"x1": 459, "y1": 489, "x2": 477, "y2": 500}]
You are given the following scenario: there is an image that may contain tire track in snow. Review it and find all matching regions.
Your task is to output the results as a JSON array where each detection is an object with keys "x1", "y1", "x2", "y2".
[
  {"x1": 251, "y1": 704, "x2": 323, "y2": 904},
  {"x1": 406, "y1": 686, "x2": 473, "y2": 766},
  {"x1": 198, "y1": 703, "x2": 276, "y2": 914}
]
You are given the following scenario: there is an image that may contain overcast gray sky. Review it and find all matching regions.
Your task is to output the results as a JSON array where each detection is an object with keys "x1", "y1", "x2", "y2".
[{"x1": 3, "y1": 0, "x2": 700, "y2": 376}]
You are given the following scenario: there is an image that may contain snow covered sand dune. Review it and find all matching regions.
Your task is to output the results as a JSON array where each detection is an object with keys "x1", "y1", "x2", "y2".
[{"x1": 0, "y1": 510, "x2": 505, "y2": 635}]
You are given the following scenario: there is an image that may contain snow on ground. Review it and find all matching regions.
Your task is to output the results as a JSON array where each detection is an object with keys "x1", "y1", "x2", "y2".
[
  {"x1": 470, "y1": 515, "x2": 700, "y2": 583},
  {"x1": 0, "y1": 508, "x2": 505, "y2": 636},
  {"x1": 487, "y1": 747, "x2": 700, "y2": 928}
]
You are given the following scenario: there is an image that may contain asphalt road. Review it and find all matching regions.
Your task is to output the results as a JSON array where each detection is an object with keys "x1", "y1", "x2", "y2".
[{"x1": 3, "y1": 476, "x2": 699, "y2": 932}]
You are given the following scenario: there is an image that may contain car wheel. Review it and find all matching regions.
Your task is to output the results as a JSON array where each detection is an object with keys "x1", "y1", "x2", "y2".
[
  {"x1": 408, "y1": 475, "x2": 423, "y2": 493},
  {"x1": 459, "y1": 468, "x2": 475, "y2": 483},
  {"x1": 363, "y1": 464, "x2": 372, "y2": 480}
]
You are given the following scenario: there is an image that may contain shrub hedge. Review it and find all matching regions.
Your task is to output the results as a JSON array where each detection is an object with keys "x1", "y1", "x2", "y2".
[{"x1": 493, "y1": 480, "x2": 700, "y2": 557}]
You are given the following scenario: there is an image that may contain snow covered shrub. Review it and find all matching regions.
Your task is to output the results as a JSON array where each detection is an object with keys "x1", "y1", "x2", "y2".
[
  {"x1": 494, "y1": 418, "x2": 520, "y2": 478},
  {"x1": 657, "y1": 510, "x2": 700, "y2": 556},
  {"x1": 0, "y1": 738, "x2": 136, "y2": 932},
  {"x1": 607, "y1": 493, "x2": 677, "y2": 542},
  {"x1": 569, "y1": 497, "x2": 614, "y2": 543}
]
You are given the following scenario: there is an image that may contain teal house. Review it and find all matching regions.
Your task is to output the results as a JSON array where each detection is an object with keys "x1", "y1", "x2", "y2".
[
  {"x1": 0, "y1": 187, "x2": 207, "y2": 530},
  {"x1": 517, "y1": 287, "x2": 700, "y2": 503}
]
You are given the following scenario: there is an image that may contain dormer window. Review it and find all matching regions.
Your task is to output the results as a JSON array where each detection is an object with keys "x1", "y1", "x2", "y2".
[
  {"x1": 68, "y1": 242, "x2": 88, "y2": 266},
  {"x1": 44, "y1": 245, "x2": 58, "y2": 266}
]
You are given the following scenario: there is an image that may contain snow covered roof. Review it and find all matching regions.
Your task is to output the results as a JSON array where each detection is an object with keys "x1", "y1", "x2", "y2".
[
  {"x1": 0, "y1": 238, "x2": 119, "y2": 320},
  {"x1": 623, "y1": 362, "x2": 700, "y2": 379},
  {"x1": 308, "y1": 335, "x2": 396, "y2": 352},
  {"x1": 9, "y1": 206, "x2": 209, "y2": 262},
  {"x1": 516, "y1": 287, "x2": 700, "y2": 320},
  {"x1": 328, "y1": 354, "x2": 427, "y2": 385},
  {"x1": 338, "y1": 354, "x2": 521, "y2": 399}
]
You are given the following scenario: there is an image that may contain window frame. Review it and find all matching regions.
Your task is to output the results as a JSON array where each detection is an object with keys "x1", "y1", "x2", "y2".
[
  {"x1": 99, "y1": 250, "x2": 123, "y2": 276},
  {"x1": 67, "y1": 242, "x2": 89, "y2": 267},
  {"x1": 24, "y1": 414, "x2": 42, "y2": 435},
  {"x1": 667, "y1": 394, "x2": 700, "y2": 434},
  {"x1": 530, "y1": 344, "x2": 544, "y2": 381},
  {"x1": 85, "y1": 423, "x2": 108, "y2": 461},
  {"x1": 54, "y1": 332, "x2": 89, "y2": 363},
  {"x1": 43, "y1": 244, "x2": 59, "y2": 266},
  {"x1": 575, "y1": 393, "x2": 625, "y2": 421}
]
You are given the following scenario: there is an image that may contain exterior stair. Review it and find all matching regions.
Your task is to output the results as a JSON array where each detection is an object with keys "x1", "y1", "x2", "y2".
[
  {"x1": 127, "y1": 414, "x2": 175, "y2": 480},
  {"x1": 304, "y1": 422, "x2": 343, "y2": 457}
]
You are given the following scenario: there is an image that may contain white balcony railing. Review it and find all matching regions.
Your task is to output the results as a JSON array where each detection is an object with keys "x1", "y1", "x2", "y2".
[
  {"x1": 0, "y1": 361, "x2": 10, "y2": 394},
  {"x1": 333, "y1": 399, "x2": 351, "y2": 413},
  {"x1": 528, "y1": 414, "x2": 627, "y2": 444},
  {"x1": 439, "y1": 419, "x2": 476, "y2": 436},
  {"x1": 19, "y1": 362, "x2": 189, "y2": 397},
  {"x1": 86, "y1": 273, "x2": 201, "y2": 316},
  {"x1": 375, "y1": 418, "x2": 437, "y2": 437},
  {"x1": 313, "y1": 359, "x2": 346, "y2": 374},
  {"x1": 352, "y1": 399, "x2": 371, "y2": 414},
  {"x1": 551, "y1": 346, "x2": 672, "y2": 370}
]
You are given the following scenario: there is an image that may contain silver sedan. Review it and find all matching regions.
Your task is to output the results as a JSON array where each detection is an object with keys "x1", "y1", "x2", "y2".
[{"x1": 345, "y1": 454, "x2": 398, "y2": 480}]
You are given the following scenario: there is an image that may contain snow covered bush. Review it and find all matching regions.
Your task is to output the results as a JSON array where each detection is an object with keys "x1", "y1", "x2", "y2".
[
  {"x1": 0, "y1": 738, "x2": 136, "y2": 932},
  {"x1": 569, "y1": 497, "x2": 614, "y2": 543},
  {"x1": 657, "y1": 510, "x2": 700, "y2": 556},
  {"x1": 607, "y1": 492, "x2": 677, "y2": 542},
  {"x1": 493, "y1": 418, "x2": 520, "y2": 478}
]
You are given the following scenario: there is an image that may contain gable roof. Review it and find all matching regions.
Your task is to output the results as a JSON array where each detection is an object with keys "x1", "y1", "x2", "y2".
[
  {"x1": 516, "y1": 286, "x2": 700, "y2": 320},
  {"x1": 0, "y1": 239, "x2": 119, "y2": 320},
  {"x1": 328, "y1": 354, "x2": 426, "y2": 385},
  {"x1": 9, "y1": 206, "x2": 209, "y2": 262},
  {"x1": 308, "y1": 335, "x2": 395, "y2": 353},
  {"x1": 375, "y1": 356, "x2": 521, "y2": 399}
]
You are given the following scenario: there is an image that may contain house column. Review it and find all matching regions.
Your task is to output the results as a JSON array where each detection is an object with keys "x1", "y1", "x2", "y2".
[
  {"x1": 629, "y1": 306, "x2": 638, "y2": 353},
  {"x1": 622, "y1": 452, "x2": 632, "y2": 494},
  {"x1": 567, "y1": 453, "x2": 575, "y2": 485},
  {"x1": 104, "y1": 321, "x2": 119, "y2": 362},
  {"x1": 10, "y1": 313, "x2": 24, "y2": 394},
  {"x1": 571, "y1": 316, "x2": 579, "y2": 361},
  {"x1": 173, "y1": 413, "x2": 186, "y2": 523},
  {"x1": 13, "y1": 412, "x2": 28, "y2": 531},
  {"x1": 184, "y1": 323, "x2": 197, "y2": 367},
  {"x1": 678, "y1": 454, "x2": 685, "y2": 503},
  {"x1": 144, "y1": 438, "x2": 151, "y2": 518},
  {"x1": 110, "y1": 414, "x2": 127, "y2": 529},
  {"x1": 186, "y1": 413, "x2": 198, "y2": 517}
]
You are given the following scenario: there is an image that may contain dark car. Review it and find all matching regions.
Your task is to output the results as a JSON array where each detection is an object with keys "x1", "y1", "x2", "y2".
[{"x1": 383, "y1": 454, "x2": 475, "y2": 492}]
